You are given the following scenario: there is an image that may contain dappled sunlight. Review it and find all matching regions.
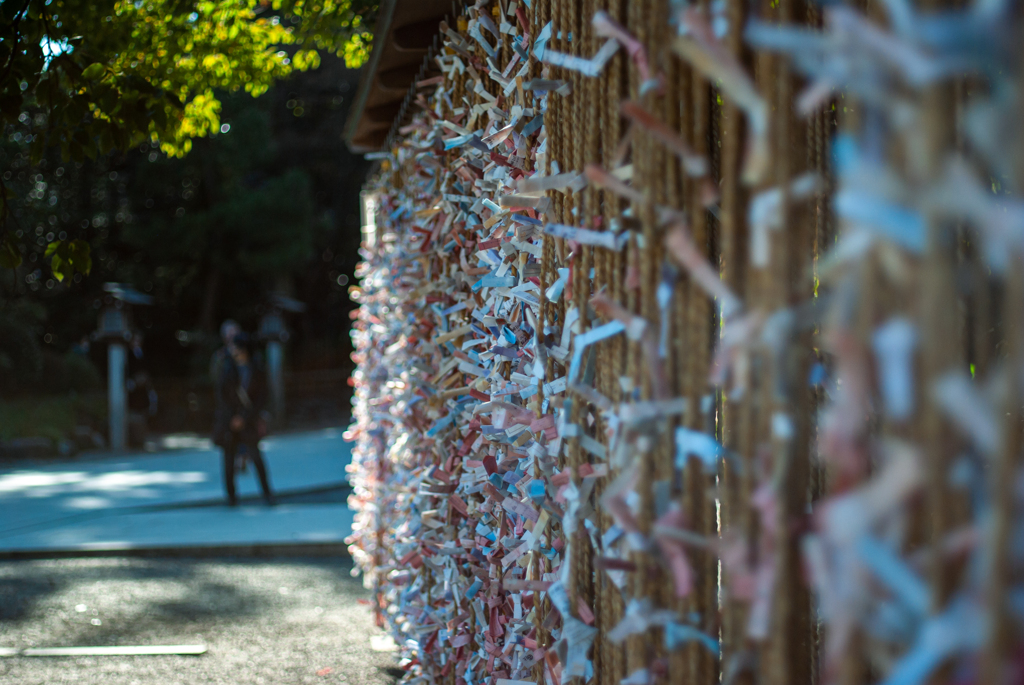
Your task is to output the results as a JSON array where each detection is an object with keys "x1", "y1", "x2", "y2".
[
  {"x1": 260, "y1": 427, "x2": 345, "y2": 453},
  {"x1": 0, "y1": 469, "x2": 207, "y2": 498},
  {"x1": 0, "y1": 471, "x2": 88, "y2": 493},
  {"x1": 86, "y1": 470, "x2": 207, "y2": 491},
  {"x1": 0, "y1": 431, "x2": 351, "y2": 552},
  {"x1": 152, "y1": 434, "x2": 215, "y2": 451},
  {"x1": 64, "y1": 496, "x2": 115, "y2": 510}
]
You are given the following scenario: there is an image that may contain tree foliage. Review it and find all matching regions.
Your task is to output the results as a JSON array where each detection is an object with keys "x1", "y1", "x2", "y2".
[
  {"x1": 0, "y1": 0, "x2": 377, "y2": 274},
  {"x1": 0, "y1": 53, "x2": 367, "y2": 385},
  {"x1": 123, "y1": 95, "x2": 318, "y2": 296}
]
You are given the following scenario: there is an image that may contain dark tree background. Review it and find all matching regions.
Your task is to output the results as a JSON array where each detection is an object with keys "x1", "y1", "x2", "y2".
[{"x1": 0, "y1": 51, "x2": 368, "y2": 400}]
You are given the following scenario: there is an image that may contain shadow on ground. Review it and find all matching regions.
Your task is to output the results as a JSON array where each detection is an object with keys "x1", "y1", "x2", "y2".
[{"x1": 0, "y1": 556, "x2": 398, "y2": 685}]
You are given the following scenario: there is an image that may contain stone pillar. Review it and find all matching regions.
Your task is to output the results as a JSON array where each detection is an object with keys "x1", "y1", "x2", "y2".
[
  {"x1": 266, "y1": 339, "x2": 284, "y2": 425},
  {"x1": 108, "y1": 342, "x2": 126, "y2": 452}
]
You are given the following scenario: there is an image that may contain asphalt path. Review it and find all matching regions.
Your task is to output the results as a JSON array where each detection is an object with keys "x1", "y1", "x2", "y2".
[
  {"x1": 0, "y1": 430, "x2": 351, "y2": 529},
  {"x1": 0, "y1": 430, "x2": 354, "y2": 555},
  {"x1": 0, "y1": 556, "x2": 399, "y2": 685}
]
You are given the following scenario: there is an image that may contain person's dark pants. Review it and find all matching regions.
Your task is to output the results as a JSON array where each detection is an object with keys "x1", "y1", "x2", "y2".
[{"x1": 223, "y1": 433, "x2": 274, "y2": 505}]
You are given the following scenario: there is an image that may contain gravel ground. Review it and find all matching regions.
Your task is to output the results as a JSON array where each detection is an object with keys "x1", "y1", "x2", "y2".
[{"x1": 0, "y1": 556, "x2": 400, "y2": 685}]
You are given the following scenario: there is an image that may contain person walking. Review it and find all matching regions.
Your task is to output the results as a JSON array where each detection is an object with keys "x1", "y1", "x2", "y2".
[
  {"x1": 212, "y1": 319, "x2": 248, "y2": 473},
  {"x1": 120, "y1": 333, "x2": 156, "y2": 448},
  {"x1": 213, "y1": 333, "x2": 275, "y2": 506},
  {"x1": 210, "y1": 319, "x2": 241, "y2": 382}
]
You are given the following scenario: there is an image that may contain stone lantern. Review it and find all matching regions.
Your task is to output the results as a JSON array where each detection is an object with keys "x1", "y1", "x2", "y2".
[
  {"x1": 93, "y1": 283, "x2": 152, "y2": 452},
  {"x1": 258, "y1": 293, "x2": 305, "y2": 425}
]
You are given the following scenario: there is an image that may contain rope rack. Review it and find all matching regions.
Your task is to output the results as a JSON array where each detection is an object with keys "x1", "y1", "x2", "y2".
[{"x1": 345, "y1": 2, "x2": 1024, "y2": 685}]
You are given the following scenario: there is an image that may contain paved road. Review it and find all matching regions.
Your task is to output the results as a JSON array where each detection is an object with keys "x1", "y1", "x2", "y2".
[
  {"x1": 0, "y1": 556, "x2": 399, "y2": 685},
  {"x1": 0, "y1": 430, "x2": 354, "y2": 555}
]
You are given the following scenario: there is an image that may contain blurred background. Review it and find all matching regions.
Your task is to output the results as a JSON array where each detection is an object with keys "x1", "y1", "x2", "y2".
[{"x1": 0, "y1": 52, "x2": 369, "y2": 457}]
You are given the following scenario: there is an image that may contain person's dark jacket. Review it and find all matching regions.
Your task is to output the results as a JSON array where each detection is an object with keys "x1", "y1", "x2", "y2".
[{"x1": 212, "y1": 355, "x2": 267, "y2": 446}]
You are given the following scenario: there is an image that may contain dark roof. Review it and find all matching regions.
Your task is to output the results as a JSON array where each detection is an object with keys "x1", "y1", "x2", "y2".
[
  {"x1": 103, "y1": 282, "x2": 154, "y2": 305},
  {"x1": 344, "y1": 0, "x2": 455, "y2": 153}
]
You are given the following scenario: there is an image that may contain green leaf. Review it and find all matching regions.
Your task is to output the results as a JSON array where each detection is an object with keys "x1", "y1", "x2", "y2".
[
  {"x1": 47, "y1": 239, "x2": 91, "y2": 282},
  {"x1": 293, "y1": 49, "x2": 321, "y2": 70},
  {"x1": 50, "y1": 252, "x2": 67, "y2": 281},
  {"x1": 82, "y1": 62, "x2": 106, "y2": 80},
  {"x1": 67, "y1": 239, "x2": 92, "y2": 275}
]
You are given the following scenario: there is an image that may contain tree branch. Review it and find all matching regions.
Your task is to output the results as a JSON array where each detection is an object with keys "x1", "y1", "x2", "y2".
[{"x1": 0, "y1": 0, "x2": 33, "y2": 92}]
